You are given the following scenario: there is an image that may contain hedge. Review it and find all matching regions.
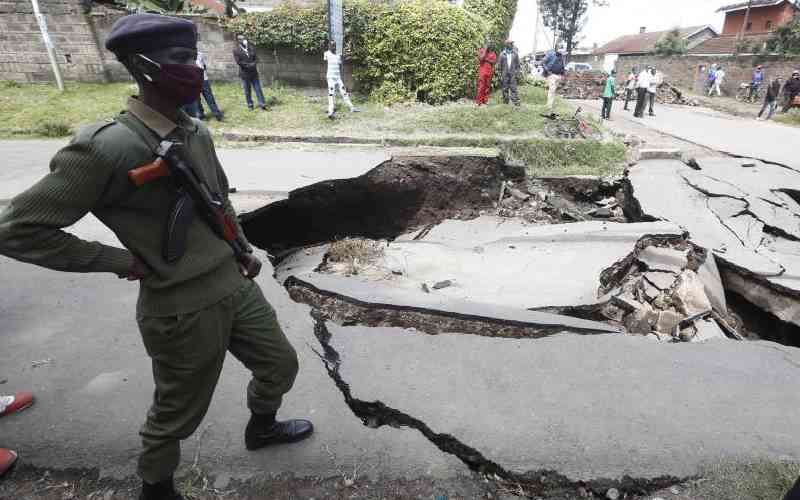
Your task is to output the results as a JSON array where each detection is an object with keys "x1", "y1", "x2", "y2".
[{"x1": 223, "y1": 0, "x2": 515, "y2": 104}]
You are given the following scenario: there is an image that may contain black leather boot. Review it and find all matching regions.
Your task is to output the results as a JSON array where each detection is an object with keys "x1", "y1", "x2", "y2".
[
  {"x1": 139, "y1": 478, "x2": 183, "y2": 500},
  {"x1": 245, "y1": 412, "x2": 314, "y2": 451},
  {"x1": 784, "y1": 475, "x2": 800, "y2": 500}
]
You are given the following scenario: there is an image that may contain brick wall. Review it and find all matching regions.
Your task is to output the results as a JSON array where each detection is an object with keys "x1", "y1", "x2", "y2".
[
  {"x1": 615, "y1": 54, "x2": 800, "y2": 96},
  {"x1": 722, "y1": 2, "x2": 798, "y2": 35},
  {"x1": 1, "y1": 3, "x2": 353, "y2": 91}
]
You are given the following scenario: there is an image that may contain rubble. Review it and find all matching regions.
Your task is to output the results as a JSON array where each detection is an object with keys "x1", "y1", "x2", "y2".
[
  {"x1": 557, "y1": 71, "x2": 607, "y2": 100},
  {"x1": 626, "y1": 157, "x2": 800, "y2": 341}
]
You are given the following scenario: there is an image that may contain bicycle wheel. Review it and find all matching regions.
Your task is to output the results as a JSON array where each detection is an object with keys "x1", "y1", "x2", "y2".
[{"x1": 544, "y1": 122, "x2": 575, "y2": 139}]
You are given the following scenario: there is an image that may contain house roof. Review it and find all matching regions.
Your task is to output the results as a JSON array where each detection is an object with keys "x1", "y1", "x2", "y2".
[
  {"x1": 717, "y1": 0, "x2": 799, "y2": 13},
  {"x1": 594, "y1": 26, "x2": 716, "y2": 55},
  {"x1": 687, "y1": 33, "x2": 773, "y2": 55}
]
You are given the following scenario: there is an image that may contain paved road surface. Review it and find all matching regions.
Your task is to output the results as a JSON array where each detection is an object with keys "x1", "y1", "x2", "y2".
[{"x1": 1, "y1": 134, "x2": 799, "y2": 487}]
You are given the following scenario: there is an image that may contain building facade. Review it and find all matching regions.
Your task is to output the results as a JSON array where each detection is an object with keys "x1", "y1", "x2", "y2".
[{"x1": 719, "y1": 0, "x2": 799, "y2": 35}]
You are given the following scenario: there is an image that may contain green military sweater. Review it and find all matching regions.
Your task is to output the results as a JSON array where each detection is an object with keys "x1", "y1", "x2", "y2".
[{"x1": 0, "y1": 97, "x2": 251, "y2": 317}]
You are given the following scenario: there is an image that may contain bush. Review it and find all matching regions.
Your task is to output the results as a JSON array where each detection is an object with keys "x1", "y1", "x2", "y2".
[
  {"x1": 222, "y1": 1, "x2": 328, "y2": 53},
  {"x1": 357, "y1": 0, "x2": 485, "y2": 104},
  {"x1": 36, "y1": 121, "x2": 72, "y2": 137},
  {"x1": 767, "y1": 18, "x2": 800, "y2": 55},
  {"x1": 464, "y1": 0, "x2": 518, "y2": 47}
]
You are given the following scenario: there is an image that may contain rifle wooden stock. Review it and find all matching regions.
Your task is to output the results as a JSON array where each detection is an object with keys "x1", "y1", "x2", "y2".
[{"x1": 129, "y1": 157, "x2": 170, "y2": 187}]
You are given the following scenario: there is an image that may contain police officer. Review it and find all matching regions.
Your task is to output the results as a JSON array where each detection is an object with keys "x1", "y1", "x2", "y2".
[{"x1": 0, "y1": 14, "x2": 312, "y2": 500}]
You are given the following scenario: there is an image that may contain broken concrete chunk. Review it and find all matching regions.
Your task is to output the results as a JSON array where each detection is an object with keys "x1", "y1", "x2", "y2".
[
  {"x1": 708, "y1": 197, "x2": 747, "y2": 220},
  {"x1": 692, "y1": 319, "x2": 727, "y2": 342},
  {"x1": 508, "y1": 187, "x2": 530, "y2": 201},
  {"x1": 747, "y1": 196, "x2": 800, "y2": 240},
  {"x1": 640, "y1": 279, "x2": 661, "y2": 302},
  {"x1": 656, "y1": 310, "x2": 683, "y2": 335},
  {"x1": 637, "y1": 246, "x2": 688, "y2": 273},
  {"x1": 644, "y1": 271, "x2": 678, "y2": 291},
  {"x1": 724, "y1": 214, "x2": 764, "y2": 250},
  {"x1": 590, "y1": 206, "x2": 614, "y2": 218},
  {"x1": 696, "y1": 253, "x2": 727, "y2": 315},
  {"x1": 625, "y1": 308, "x2": 653, "y2": 334},
  {"x1": 672, "y1": 271, "x2": 713, "y2": 316},
  {"x1": 433, "y1": 280, "x2": 453, "y2": 290},
  {"x1": 611, "y1": 293, "x2": 640, "y2": 313}
]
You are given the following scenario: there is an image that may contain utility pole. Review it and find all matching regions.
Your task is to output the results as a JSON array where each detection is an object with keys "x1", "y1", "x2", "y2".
[
  {"x1": 532, "y1": 0, "x2": 540, "y2": 57},
  {"x1": 736, "y1": 0, "x2": 754, "y2": 53},
  {"x1": 30, "y1": 0, "x2": 64, "y2": 91}
]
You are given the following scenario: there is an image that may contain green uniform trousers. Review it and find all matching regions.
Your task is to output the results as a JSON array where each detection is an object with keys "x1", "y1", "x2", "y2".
[{"x1": 135, "y1": 279, "x2": 298, "y2": 483}]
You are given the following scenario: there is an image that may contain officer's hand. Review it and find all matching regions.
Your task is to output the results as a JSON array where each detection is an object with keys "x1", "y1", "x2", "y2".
[
  {"x1": 239, "y1": 253, "x2": 262, "y2": 279},
  {"x1": 120, "y1": 257, "x2": 150, "y2": 281}
]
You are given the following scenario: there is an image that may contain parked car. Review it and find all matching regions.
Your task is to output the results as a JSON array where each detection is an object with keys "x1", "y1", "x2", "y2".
[{"x1": 566, "y1": 62, "x2": 593, "y2": 72}]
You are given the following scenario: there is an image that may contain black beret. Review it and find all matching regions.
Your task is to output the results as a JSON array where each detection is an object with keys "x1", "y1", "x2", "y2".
[{"x1": 105, "y1": 13, "x2": 197, "y2": 56}]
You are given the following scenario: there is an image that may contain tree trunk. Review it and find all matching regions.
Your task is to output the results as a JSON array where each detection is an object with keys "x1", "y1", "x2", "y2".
[{"x1": 736, "y1": 0, "x2": 753, "y2": 54}]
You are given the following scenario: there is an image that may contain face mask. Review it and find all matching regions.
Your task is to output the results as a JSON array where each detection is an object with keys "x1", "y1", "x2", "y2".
[{"x1": 138, "y1": 55, "x2": 204, "y2": 106}]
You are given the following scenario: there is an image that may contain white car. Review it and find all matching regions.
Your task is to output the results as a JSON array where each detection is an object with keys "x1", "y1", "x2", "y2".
[{"x1": 566, "y1": 62, "x2": 592, "y2": 72}]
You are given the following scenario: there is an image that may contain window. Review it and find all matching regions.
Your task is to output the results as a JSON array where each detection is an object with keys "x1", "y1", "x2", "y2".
[
  {"x1": 746, "y1": 21, "x2": 753, "y2": 31},
  {"x1": 766, "y1": 20, "x2": 773, "y2": 30}
]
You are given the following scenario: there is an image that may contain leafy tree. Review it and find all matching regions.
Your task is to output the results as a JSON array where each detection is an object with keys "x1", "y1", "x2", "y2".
[
  {"x1": 539, "y1": 0, "x2": 607, "y2": 59},
  {"x1": 654, "y1": 27, "x2": 688, "y2": 56},
  {"x1": 463, "y1": 0, "x2": 518, "y2": 47},
  {"x1": 767, "y1": 17, "x2": 800, "y2": 55}
]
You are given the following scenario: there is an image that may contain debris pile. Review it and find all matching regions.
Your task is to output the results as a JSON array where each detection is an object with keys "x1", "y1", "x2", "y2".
[
  {"x1": 494, "y1": 178, "x2": 626, "y2": 224},
  {"x1": 558, "y1": 71, "x2": 607, "y2": 100},
  {"x1": 597, "y1": 240, "x2": 739, "y2": 342},
  {"x1": 656, "y1": 82, "x2": 700, "y2": 106}
]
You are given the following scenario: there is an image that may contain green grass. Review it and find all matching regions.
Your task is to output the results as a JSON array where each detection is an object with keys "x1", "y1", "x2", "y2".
[
  {"x1": 0, "y1": 80, "x2": 574, "y2": 140},
  {"x1": 501, "y1": 138, "x2": 627, "y2": 177},
  {"x1": 688, "y1": 460, "x2": 799, "y2": 500},
  {"x1": 774, "y1": 108, "x2": 800, "y2": 127}
]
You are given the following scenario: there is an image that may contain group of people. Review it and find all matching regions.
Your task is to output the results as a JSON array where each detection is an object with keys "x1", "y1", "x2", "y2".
[
  {"x1": 179, "y1": 34, "x2": 358, "y2": 120},
  {"x1": 754, "y1": 68, "x2": 800, "y2": 121},
  {"x1": 598, "y1": 66, "x2": 660, "y2": 121},
  {"x1": 475, "y1": 40, "x2": 564, "y2": 117}
]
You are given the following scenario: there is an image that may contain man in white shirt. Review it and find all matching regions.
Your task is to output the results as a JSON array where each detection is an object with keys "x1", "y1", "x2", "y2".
[
  {"x1": 323, "y1": 41, "x2": 358, "y2": 119},
  {"x1": 709, "y1": 66, "x2": 725, "y2": 97},
  {"x1": 633, "y1": 66, "x2": 652, "y2": 118},
  {"x1": 647, "y1": 67, "x2": 659, "y2": 116}
]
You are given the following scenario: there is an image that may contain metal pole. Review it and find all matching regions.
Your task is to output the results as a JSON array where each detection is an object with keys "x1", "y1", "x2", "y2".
[
  {"x1": 30, "y1": 0, "x2": 64, "y2": 91},
  {"x1": 736, "y1": 0, "x2": 754, "y2": 53}
]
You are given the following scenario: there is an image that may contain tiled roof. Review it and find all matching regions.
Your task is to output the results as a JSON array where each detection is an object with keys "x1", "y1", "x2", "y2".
[
  {"x1": 687, "y1": 33, "x2": 773, "y2": 54},
  {"x1": 717, "y1": 0, "x2": 798, "y2": 13},
  {"x1": 594, "y1": 26, "x2": 712, "y2": 55}
]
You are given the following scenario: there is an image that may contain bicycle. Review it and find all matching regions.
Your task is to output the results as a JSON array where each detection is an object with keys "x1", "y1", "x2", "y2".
[
  {"x1": 735, "y1": 82, "x2": 764, "y2": 103},
  {"x1": 543, "y1": 107, "x2": 602, "y2": 140}
]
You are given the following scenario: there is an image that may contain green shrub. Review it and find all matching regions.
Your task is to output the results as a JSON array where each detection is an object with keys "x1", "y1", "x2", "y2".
[
  {"x1": 222, "y1": 1, "x2": 328, "y2": 53},
  {"x1": 464, "y1": 0, "x2": 518, "y2": 47},
  {"x1": 36, "y1": 121, "x2": 72, "y2": 137},
  {"x1": 500, "y1": 138, "x2": 626, "y2": 177},
  {"x1": 357, "y1": 0, "x2": 484, "y2": 104}
]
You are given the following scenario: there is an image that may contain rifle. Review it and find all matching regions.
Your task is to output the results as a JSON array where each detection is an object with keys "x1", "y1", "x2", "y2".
[{"x1": 128, "y1": 140, "x2": 256, "y2": 274}]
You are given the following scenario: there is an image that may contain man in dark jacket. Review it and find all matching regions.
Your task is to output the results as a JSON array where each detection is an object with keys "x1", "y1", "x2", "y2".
[
  {"x1": 757, "y1": 76, "x2": 782, "y2": 121},
  {"x1": 782, "y1": 70, "x2": 800, "y2": 113},
  {"x1": 233, "y1": 34, "x2": 267, "y2": 111},
  {"x1": 498, "y1": 39, "x2": 520, "y2": 106}
]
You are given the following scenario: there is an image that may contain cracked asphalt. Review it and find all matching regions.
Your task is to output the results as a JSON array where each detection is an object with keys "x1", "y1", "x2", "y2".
[{"x1": 1, "y1": 104, "x2": 800, "y2": 494}]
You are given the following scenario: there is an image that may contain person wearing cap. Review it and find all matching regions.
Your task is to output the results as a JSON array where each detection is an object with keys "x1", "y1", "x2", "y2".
[
  {"x1": 750, "y1": 64, "x2": 764, "y2": 100},
  {"x1": 233, "y1": 34, "x2": 268, "y2": 111},
  {"x1": 498, "y1": 39, "x2": 521, "y2": 106},
  {"x1": 782, "y1": 70, "x2": 800, "y2": 112},
  {"x1": 0, "y1": 13, "x2": 312, "y2": 500}
]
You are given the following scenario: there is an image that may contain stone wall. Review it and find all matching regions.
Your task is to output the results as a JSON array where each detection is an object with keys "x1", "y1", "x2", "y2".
[
  {"x1": 1, "y1": 2, "x2": 353, "y2": 90},
  {"x1": 615, "y1": 54, "x2": 800, "y2": 96}
]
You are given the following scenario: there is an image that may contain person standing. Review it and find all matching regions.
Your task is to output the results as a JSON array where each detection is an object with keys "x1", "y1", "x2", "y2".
[
  {"x1": 757, "y1": 76, "x2": 783, "y2": 121},
  {"x1": 781, "y1": 70, "x2": 800, "y2": 112},
  {"x1": 706, "y1": 63, "x2": 717, "y2": 94},
  {"x1": 498, "y1": 39, "x2": 520, "y2": 106},
  {"x1": 542, "y1": 47, "x2": 565, "y2": 117},
  {"x1": 184, "y1": 51, "x2": 224, "y2": 121},
  {"x1": 0, "y1": 391, "x2": 34, "y2": 477},
  {"x1": 475, "y1": 45, "x2": 497, "y2": 106},
  {"x1": 601, "y1": 70, "x2": 616, "y2": 120},
  {"x1": 750, "y1": 64, "x2": 764, "y2": 100},
  {"x1": 323, "y1": 41, "x2": 358, "y2": 119},
  {"x1": 647, "y1": 67, "x2": 658, "y2": 116},
  {"x1": 623, "y1": 68, "x2": 637, "y2": 111},
  {"x1": 233, "y1": 34, "x2": 268, "y2": 111},
  {"x1": 633, "y1": 66, "x2": 652, "y2": 118},
  {"x1": 0, "y1": 14, "x2": 313, "y2": 500},
  {"x1": 709, "y1": 65, "x2": 725, "y2": 97}
]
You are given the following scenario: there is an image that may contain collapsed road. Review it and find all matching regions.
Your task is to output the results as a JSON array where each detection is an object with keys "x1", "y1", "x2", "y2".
[{"x1": 1, "y1": 141, "x2": 799, "y2": 497}]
